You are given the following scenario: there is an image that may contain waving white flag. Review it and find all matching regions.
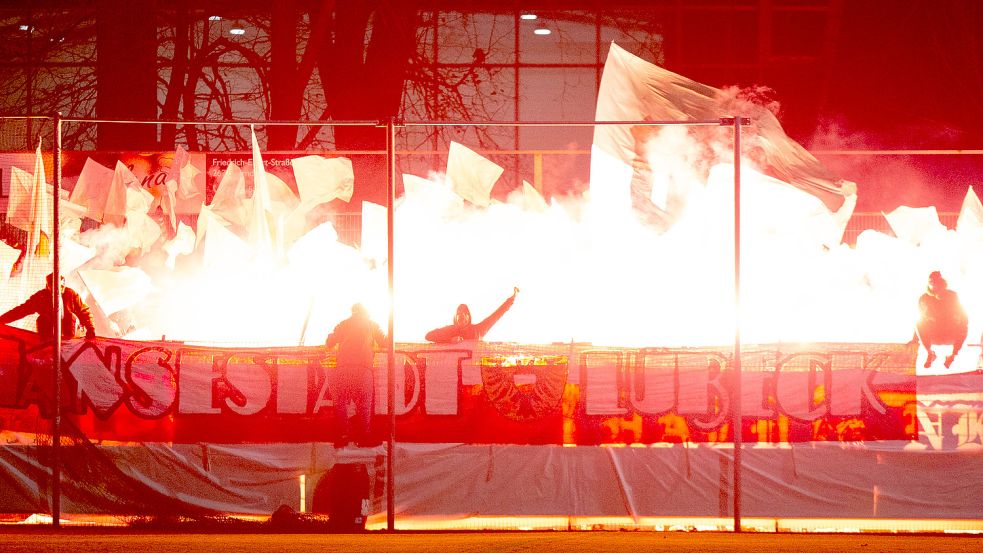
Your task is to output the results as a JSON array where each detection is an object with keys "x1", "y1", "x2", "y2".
[{"x1": 593, "y1": 43, "x2": 855, "y2": 218}]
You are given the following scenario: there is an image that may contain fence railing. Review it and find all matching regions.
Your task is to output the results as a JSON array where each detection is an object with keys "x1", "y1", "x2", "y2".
[{"x1": 0, "y1": 113, "x2": 980, "y2": 530}]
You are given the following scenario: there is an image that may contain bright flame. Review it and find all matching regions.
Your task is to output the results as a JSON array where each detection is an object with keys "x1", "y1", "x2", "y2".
[
  {"x1": 49, "y1": 60, "x2": 983, "y2": 355},
  {"x1": 60, "y1": 139, "x2": 983, "y2": 352}
]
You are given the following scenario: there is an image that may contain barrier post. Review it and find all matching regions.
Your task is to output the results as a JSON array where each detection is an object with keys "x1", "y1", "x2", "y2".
[
  {"x1": 729, "y1": 115, "x2": 745, "y2": 532},
  {"x1": 385, "y1": 117, "x2": 397, "y2": 532},
  {"x1": 51, "y1": 112, "x2": 63, "y2": 528}
]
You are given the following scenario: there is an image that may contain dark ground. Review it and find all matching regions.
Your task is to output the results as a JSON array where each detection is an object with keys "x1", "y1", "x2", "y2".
[{"x1": 0, "y1": 530, "x2": 980, "y2": 553}]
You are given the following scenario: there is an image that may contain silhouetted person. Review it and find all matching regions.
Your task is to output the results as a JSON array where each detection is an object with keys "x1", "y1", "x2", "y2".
[
  {"x1": 425, "y1": 287, "x2": 518, "y2": 344},
  {"x1": 0, "y1": 273, "x2": 95, "y2": 341},
  {"x1": 916, "y1": 271, "x2": 968, "y2": 369},
  {"x1": 325, "y1": 303, "x2": 385, "y2": 448}
]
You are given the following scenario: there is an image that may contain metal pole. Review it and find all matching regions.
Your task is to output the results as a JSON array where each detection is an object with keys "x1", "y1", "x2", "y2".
[
  {"x1": 51, "y1": 112, "x2": 62, "y2": 528},
  {"x1": 59, "y1": 117, "x2": 724, "y2": 128},
  {"x1": 385, "y1": 117, "x2": 396, "y2": 532},
  {"x1": 731, "y1": 116, "x2": 743, "y2": 533}
]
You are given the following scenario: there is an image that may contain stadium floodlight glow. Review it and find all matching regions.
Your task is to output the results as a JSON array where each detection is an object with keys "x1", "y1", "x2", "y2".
[
  {"x1": 520, "y1": 14, "x2": 538, "y2": 20},
  {"x1": 230, "y1": 27, "x2": 246, "y2": 35},
  {"x1": 533, "y1": 28, "x2": 551, "y2": 35},
  {"x1": 208, "y1": 15, "x2": 222, "y2": 21}
]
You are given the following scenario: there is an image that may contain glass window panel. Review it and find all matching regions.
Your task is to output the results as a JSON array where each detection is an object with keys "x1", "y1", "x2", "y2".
[
  {"x1": 34, "y1": 65, "x2": 97, "y2": 118},
  {"x1": 203, "y1": 15, "x2": 228, "y2": 45},
  {"x1": 38, "y1": 12, "x2": 96, "y2": 65},
  {"x1": 157, "y1": 20, "x2": 176, "y2": 62},
  {"x1": 0, "y1": 68, "x2": 28, "y2": 114},
  {"x1": 203, "y1": 66, "x2": 266, "y2": 119},
  {"x1": 394, "y1": 144, "x2": 446, "y2": 191},
  {"x1": 437, "y1": 11, "x2": 515, "y2": 65},
  {"x1": 0, "y1": 15, "x2": 31, "y2": 62},
  {"x1": 0, "y1": 8, "x2": 97, "y2": 67},
  {"x1": 431, "y1": 123, "x2": 516, "y2": 155},
  {"x1": 516, "y1": 67, "x2": 594, "y2": 197},
  {"x1": 60, "y1": 120, "x2": 96, "y2": 151},
  {"x1": 415, "y1": 11, "x2": 437, "y2": 64},
  {"x1": 299, "y1": 70, "x2": 335, "y2": 149},
  {"x1": 518, "y1": 67, "x2": 596, "y2": 122},
  {"x1": 599, "y1": 12, "x2": 665, "y2": 66},
  {"x1": 430, "y1": 66, "x2": 516, "y2": 149},
  {"x1": 399, "y1": 83, "x2": 439, "y2": 152},
  {"x1": 157, "y1": 65, "x2": 172, "y2": 110},
  {"x1": 295, "y1": 9, "x2": 312, "y2": 58},
  {"x1": 0, "y1": 89, "x2": 36, "y2": 151},
  {"x1": 518, "y1": 11, "x2": 596, "y2": 65},
  {"x1": 228, "y1": 15, "x2": 271, "y2": 57}
]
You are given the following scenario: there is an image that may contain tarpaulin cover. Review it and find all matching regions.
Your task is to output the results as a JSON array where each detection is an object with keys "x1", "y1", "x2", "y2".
[{"x1": 0, "y1": 441, "x2": 980, "y2": 520}]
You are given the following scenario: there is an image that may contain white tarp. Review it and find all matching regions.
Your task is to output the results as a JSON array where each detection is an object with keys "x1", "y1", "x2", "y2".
[
  {"x1": 209, "y1": 163, "x2": 248, "y2": 228},
  {"x1": 593, "y1": 43, "x2": 854, "y2": 214},
  {"x1": 78, "y1": 266, "x2": 155, "y2": 317},
  {"x1": 292, "y1": 155, "x2": 354, "y2": 206},
  {"x1": 248, "y1": 126, "x2": 276, "y2": 261},
  {"x1": 446, "y1": 141, "x2": 504, "y2": 207},
  {"x1": 0, "y1": 440, "x2": 980, "y2": 523}
]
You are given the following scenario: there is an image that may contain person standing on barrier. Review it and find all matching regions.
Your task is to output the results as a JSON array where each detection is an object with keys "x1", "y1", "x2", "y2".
[
  {"x1": 425, "y1": 287, "x2": 518, "y2": 344},
  {"x1": 916, "y1": 270, "x2": 968, "y2": 369},
  {"x1": 325, "y1": 303, "x2": 386, "y2": 448},
  {"x1": 0, "y1": 273, "x2": 96, "y2": 341}
]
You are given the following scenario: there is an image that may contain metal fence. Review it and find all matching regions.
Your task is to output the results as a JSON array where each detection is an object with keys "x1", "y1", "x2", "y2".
[{"x1": 0, "y1": 115, "x2": 979, "y2": 533}]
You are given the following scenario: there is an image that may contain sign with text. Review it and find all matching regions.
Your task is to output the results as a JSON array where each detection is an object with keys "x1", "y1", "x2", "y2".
[{"x1": 0, "y1": 326, "x2": 918, "y2": 444}]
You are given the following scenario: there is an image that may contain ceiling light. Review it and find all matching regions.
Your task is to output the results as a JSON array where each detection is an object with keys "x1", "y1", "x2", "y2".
[
  {"x1": 230, "y1": 27, "x2": 246, "y2": 35},
  {"x1": 520, "y1": 14, "x2": 538, "y2": 20},
  {"x1": 533, "y1": 28, "x2": 551, "y2": 36},
  {"x1": 19, "y1": 24, "x2": 31, "y2": 31},
  {"x1": 208, "y1": 15, "x2": 222, "y2": 21}
]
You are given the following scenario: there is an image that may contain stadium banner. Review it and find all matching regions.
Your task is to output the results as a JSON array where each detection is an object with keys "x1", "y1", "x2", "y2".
[
  {"x1": 61, "y1": 150, "x2": 208, "y2": 217},
  {"x1": 204, "y1": 152, "x2": 297, "y2": 203},
  {"x1": 0, "y1": 326, "x2": 918, "y2": 444}
]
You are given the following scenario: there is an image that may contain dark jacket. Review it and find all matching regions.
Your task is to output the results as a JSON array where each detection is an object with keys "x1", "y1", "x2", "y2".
[
  {"x1": 326, "y1": 314, "x2": 385, "y2": 368},
  {"x1": 918, "y1": 288, "x2": 968, "y2": 337},
  {"x1": 0, "y1": 286, "x2": 96, "y2": 339}
]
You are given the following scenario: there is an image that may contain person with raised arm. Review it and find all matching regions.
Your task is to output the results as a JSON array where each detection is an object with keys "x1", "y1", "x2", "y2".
[{"x1": 425, "y1": 287, "x2": 519, "y2": 344}]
